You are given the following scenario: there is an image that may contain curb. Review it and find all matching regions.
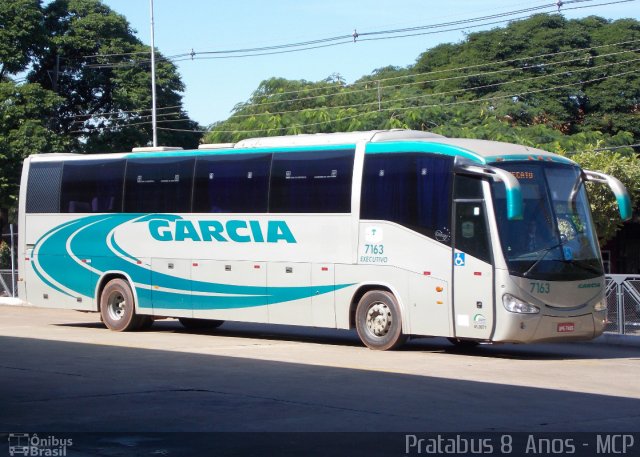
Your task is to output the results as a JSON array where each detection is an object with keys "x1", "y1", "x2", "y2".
[{"x1": 0, "y1": 297, "x2": 24, "y2": 306}]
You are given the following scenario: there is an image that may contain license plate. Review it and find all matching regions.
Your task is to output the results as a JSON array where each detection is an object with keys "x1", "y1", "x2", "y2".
[{"x1": 557, "y1": 323, "x2": 575, "y2": 333}]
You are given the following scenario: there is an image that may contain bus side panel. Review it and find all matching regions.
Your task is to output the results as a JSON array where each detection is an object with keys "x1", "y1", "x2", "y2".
[
  {"x1": 311, "y1": 263, "x2": 336, "y2": 328},
  {"x1": 268, "y1": 262, "x2": 313, "y2": 326},
  {"x1": 408, "y1": 273, "x2": 452, "y2": 338},
  {"x1": 191, "y1": 260, "x2": 268, "y2": 323},
  {"x1": 23, "y1": 214, "x2": 95, "y2": 310},
  {"x1": 150, "y1": 257, "x2": 192, "y2": 318}
]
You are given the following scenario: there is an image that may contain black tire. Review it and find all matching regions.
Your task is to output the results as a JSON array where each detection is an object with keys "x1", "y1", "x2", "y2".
[
  {"x1": 355, "y1": 290, "x2": 407, "y2": 350},
  {"x1": 178, "y1": 317, "x2": 224, "y2": 330},
  {"x1": 100, "y1": 278, "x2": 144, "y2": 332}
]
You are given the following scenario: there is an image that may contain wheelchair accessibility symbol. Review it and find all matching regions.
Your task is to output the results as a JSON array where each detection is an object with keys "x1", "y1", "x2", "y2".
[{"x1": 454, "y1": 252, "x2": 466, "y2": 267}]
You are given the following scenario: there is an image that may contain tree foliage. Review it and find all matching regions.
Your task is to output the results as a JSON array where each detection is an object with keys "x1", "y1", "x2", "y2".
[
  {"x1": 208, "y1": 15, "x2": 639, "y2": 147},
  {"x1": 0, "y1": 0, "x2": 200, "y2": 227},
  {"x1": 205, "y1": 14, "x2": 640, "y2": 243},
  {"x1": 561, "y1": 147, "x2": 640, "y2": 244},
  {"x1": 0, "y1": 81, "x2": 68, "y2": 208},
  {"x1": 0, "y1": 0, "x2": 44, "y2": 78},
  {"x1": 29, "y1": 0, "x2": 201, "y2": 152}
]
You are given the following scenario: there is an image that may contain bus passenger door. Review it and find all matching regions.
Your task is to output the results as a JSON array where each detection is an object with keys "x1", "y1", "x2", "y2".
[{"x1": 452, "y1": 201, "x2": 494, "y2": 340}]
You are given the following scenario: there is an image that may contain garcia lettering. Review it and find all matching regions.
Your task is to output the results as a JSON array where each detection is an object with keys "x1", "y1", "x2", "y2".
[{"x1": 149, "y1": 219, "x2": 296, "y2": 243}]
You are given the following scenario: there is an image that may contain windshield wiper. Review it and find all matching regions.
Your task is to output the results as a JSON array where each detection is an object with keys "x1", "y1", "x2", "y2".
[
  {"x1": 558, "y1": 259, "x2": 603, "y2": 276},
  {"x1": 522, "y1": 241, "x2": 565, "y2": 278}
]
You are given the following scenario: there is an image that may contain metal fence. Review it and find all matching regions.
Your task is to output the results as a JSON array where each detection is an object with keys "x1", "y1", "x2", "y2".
[
  {"x1": 0, "y1": 269, "x2": 15, "y2": 297},
  {"x1": 605, "y1": 275, "x2": 640, "y2": 335},
  {"x1": 1, "y1": 225, "x2": 17, "y2": 297}
]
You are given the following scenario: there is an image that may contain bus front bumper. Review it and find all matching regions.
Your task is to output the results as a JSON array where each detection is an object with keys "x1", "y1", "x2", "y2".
[{"x1": 492, "y1": 309, "x2": 606, "y2": 344}]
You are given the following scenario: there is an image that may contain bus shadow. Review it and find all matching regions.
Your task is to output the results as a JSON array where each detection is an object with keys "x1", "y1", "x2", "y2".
[
  {"x1": 54, "y1": 318, "x2": 637, "y2": 361},
  {"x1": 1, "y1": 335, "x2": 639, "y2": 437}
]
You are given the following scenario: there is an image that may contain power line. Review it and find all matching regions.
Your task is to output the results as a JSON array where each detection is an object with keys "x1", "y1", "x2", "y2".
[
  {"x1": 73, "y1": 0, "x2": 624, "y2": 66},
  {"x1": 175, "y1": 0, "x2": 636, "y2": 60},
  {"x1": 357, "y1": 0, "x2": 636, "y2": 43},
  {"x1": 75, "y1": 4, "x2": 550, "y2": 62},
  {"x1": 82, "y1": 50, "x2": 151, "y2": 60},
  {"x1": 206, "y1": 68, "x2": 639, "y2": 134},
  {"x1": 226, "y1": 47, "x2": 640, "y2": 119},
  {"x1": 69, "y1": 116, "x2": 196, "y2": 134},
  {"x1": 74, "y1": 57, "x2": 640, "y2": 136},
  {"x1": 591, "y1": 143, "x2": 640, "y2": 152},
  {"x1": 225, "y1": 40, "x2": 640, "y2": 110},
  {"x1": 566, "y1": 143, "x2": 640, "y2": 155},
  {"x1": 71, "y1": 109, "x2": 184, "y2": 125},
  {"x1": 65, "y1": 105, "x2": 182, "y2": 120}
]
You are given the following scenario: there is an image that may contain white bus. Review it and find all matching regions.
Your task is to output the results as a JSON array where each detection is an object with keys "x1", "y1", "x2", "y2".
[{"x1": 16, "y1": 130, "x2": 631, "y2": 350}]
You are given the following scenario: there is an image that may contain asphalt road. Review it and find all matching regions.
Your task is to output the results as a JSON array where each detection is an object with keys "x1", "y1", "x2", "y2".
[{"x1": 0, "y1": 304, "x2": 639, "y2": 455}]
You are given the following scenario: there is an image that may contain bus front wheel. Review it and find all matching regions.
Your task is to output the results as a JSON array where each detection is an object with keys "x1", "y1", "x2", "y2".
[
  {"x1": 355, "y1": 290, "x2": 407, "y2": 350},
  {"x1": 100, "y1": 278, "x2": 145, "y2": 332}
]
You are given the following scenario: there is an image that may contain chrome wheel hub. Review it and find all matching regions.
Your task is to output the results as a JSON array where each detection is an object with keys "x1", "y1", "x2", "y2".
[
  {"x1": 107, "y1": 293, "x2": 126, "y2": 321},
  {"x1": 366, "y1": 302, "x2": 392, "y2": 337}
]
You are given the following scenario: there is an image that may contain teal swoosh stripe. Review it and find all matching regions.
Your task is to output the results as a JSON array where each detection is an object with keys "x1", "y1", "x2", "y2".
[
  {"x1": 35, "y1": 216, "x2": 107, "y2": 296},
  {"x1": 32, "y1": 261, "x2": 74, "y2": 298},
  {"x1": 109, "y1": 232, "x2": 140, "y2": 263},
  {"x1": 146, "y1": 283, "x2": 352, "y2": 310},
  {"x1": 34, "y1": 214, "x2": 353, "y2": 309}
]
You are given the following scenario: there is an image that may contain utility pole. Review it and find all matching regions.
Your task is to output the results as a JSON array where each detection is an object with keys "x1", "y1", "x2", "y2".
[
  {"x1": 52, "y1": 55, "x2": 60, "y2": 92},
  {"x1": 149, "y1": 0, "x2": 158, "y2": 147}
]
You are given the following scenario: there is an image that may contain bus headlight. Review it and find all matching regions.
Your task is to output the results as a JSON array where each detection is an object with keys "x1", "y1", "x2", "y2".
[
  {"x1": 503, "y1": 294, "x2": 540, "y2": 314},
  {"x1": 593, "y1": 300, "x2": 607, "y2": 312}
]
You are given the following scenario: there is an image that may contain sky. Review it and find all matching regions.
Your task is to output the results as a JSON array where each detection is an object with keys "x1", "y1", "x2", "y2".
[{"x1": 101, "y1": 0, "x2": 640, "y2": 128}]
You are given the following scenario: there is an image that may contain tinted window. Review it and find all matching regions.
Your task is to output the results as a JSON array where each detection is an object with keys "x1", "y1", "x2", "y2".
[
  {"x1": 61, "y1": 159, "x2": 125, "y2": 213},
  {"x1": 361, "y1": 153, "x2": 453, "y2": 243},
  {"x1": 269, "y1": 149, "x2": 355, "y2": 213},
  {"x1": 455, "y1": 201, "x2": 492, "y2": 263},
  {"x1": 124, "y1": 157, "x2": 195, "y2": 213},
  {"x1": 454, "y1": 175, "x2": 484, "y2": 199},
  {"x1": 193, "y1": 153, "x2": 271, "y2": 213},
  {"x1": 492, "y1": 163, "x2": 602, "y2": 280},
  {"x1": 26, "y1": 161, "x2": 63, "y2": 213}
]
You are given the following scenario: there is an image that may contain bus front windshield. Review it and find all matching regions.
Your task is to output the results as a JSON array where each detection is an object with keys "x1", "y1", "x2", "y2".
[{"x1": 492, "y1": 162, "x2": 603, "y2": 281}]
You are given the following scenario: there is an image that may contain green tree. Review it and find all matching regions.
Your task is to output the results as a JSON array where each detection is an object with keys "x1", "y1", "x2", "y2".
[
  {"x1": 560, "y1": 145, "x2": 640, "y2": 244},
  {"x1": 0, "y1": 0, "x2": 44, "y2": 79},
  {"x1": 0, "y1": 81, "x2": 67, "y2": 212},
  {"x1": 29, "y1": 0, "x2": 201, "y2": 152}
]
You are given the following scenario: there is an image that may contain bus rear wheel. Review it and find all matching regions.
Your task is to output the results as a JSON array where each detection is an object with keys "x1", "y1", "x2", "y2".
[
  {"x1": 100, "y1": 278, "x2": 145, "y2": 332},
  {"x1": 355, "y1": 290, "x2": 407, "y2": 350},
  {"x1": 178, "y1": 318, "x2": 224, "y2": 330}
]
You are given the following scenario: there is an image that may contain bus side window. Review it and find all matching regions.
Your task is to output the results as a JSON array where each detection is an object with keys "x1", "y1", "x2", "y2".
[
  {"x1": 269, "y1": 149, "x2": 355, "y2": 213},
  {"x1": 61, "y1": 159, "x2": 125, "y2": 213},
  {"x1": 193, "y1": 153, "x2": 271, "y2": 213},
  {"x1": 455, "y1": 202, "x2": 492, "y2": 263},
  {"x1": 453, "y1": 175, "x2": 483, "y2": 199},
  {"x1": 124, "y1": 157, "x2": 194, "y2": 213},
  {"x1": 26, "y1": 161, "x2": 63, "y2": 213},
  {"x1": 361, "y1": 153, "x2": 453, "y2": 244}
]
